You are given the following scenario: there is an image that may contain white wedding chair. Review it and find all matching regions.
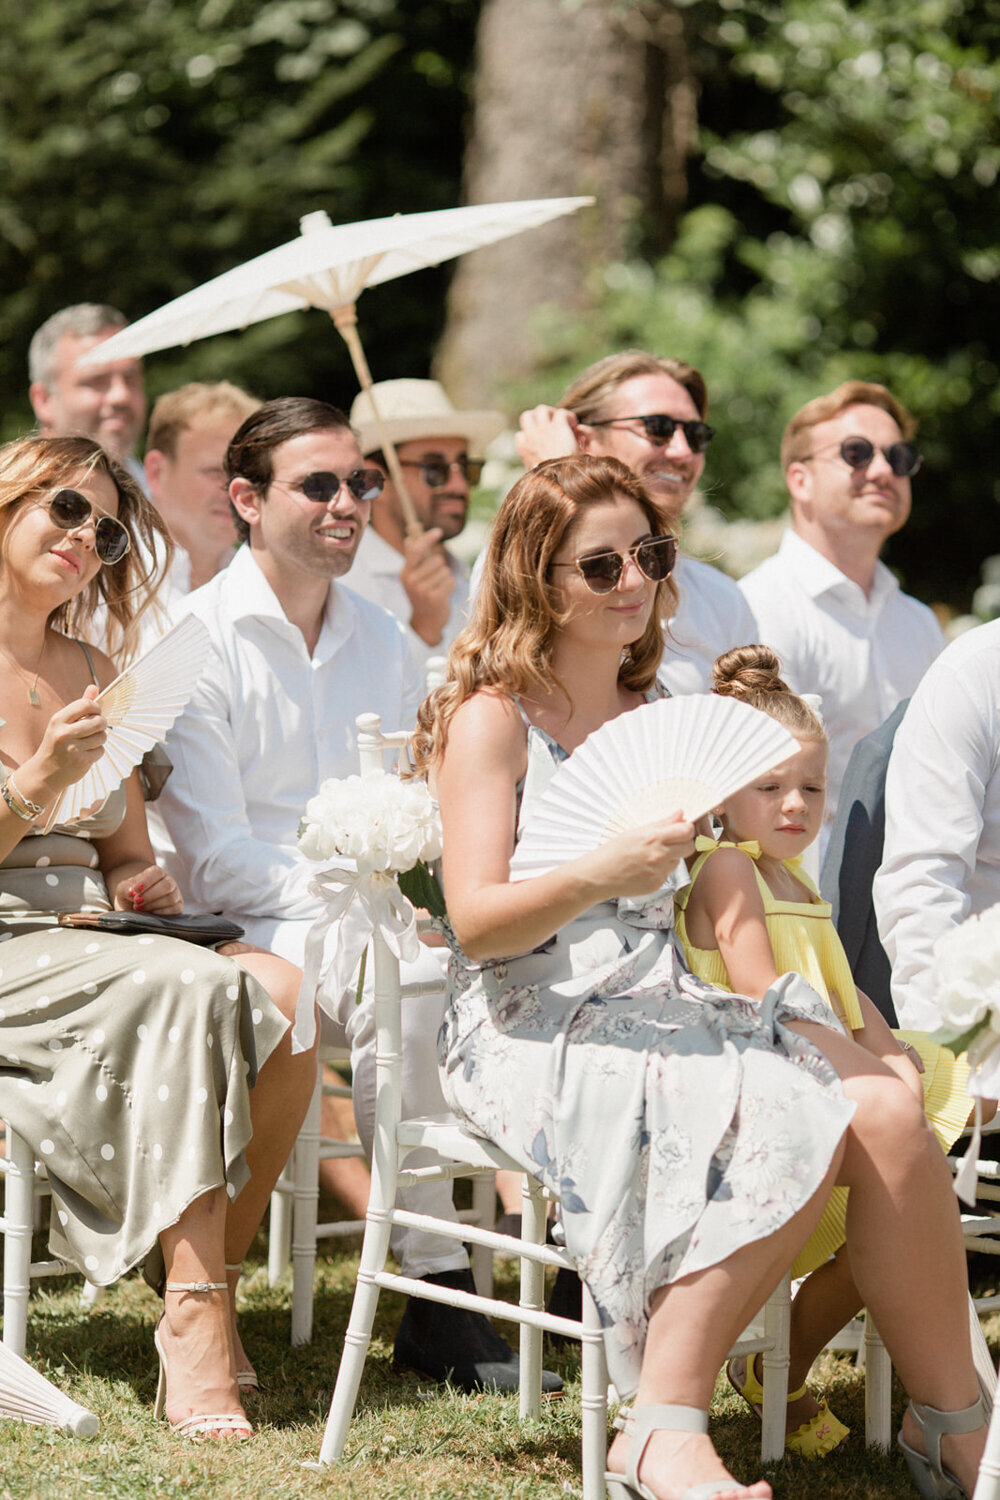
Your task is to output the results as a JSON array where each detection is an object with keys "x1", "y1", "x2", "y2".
[{"x1": 307, "y1": 713, "x2": 823, "y2": 1491}]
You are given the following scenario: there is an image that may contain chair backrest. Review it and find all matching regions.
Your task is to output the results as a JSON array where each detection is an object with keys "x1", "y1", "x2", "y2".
[{"x1": 356, "y1": 712, "x2": 411, "y2": 780}]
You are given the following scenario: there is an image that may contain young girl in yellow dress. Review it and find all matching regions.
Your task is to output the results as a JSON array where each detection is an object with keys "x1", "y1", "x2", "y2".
[{"x1": 674, "y1": 644, "x2": 976, "y2": 1460}]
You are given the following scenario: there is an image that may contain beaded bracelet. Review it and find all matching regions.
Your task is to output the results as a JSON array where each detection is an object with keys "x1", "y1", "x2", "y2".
[{"x1": 2, "y1": 773, "x2": 44, "y2": 821}]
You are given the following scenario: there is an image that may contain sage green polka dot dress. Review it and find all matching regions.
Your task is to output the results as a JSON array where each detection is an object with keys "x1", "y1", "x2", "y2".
[{"x1": 0, "y1": 787, "x2": 288, "y2": 1286}]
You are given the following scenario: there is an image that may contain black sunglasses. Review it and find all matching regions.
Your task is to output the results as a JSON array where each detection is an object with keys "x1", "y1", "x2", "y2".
[
  {"x1": 589, "y1": 414, "x2": 715, "y2": 453},
  {"x1": 801, "y1": 435, "x2": 922, "y2": 479},
  {"x1": 550, "y1": 534, "x2": 678, "y2": 595},
  {"x1": 398, "y1": 456, "x2": 484, "y2": 488},
  {"x1": 42, "y1": 488, "x2": 130, "y2": 565},
  {"x1": 276, "y1": 470, "x2": 386, "y2": 505}
]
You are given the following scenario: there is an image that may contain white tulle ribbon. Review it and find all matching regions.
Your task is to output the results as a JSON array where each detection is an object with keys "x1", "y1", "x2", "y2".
[{"x1": 291, "y1": 865, "x2": 420, "y2": 1053}]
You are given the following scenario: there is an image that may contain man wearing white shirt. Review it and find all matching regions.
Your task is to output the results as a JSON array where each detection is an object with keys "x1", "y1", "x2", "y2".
[
  {"x1": 874, "y1": 622, "x2": 1000, "y2": 1032},
  {"x1": 739, "y1": 380, "x2": 945, "y2": 842},
  {"x1": 346, "y1": 379, "x2": 503, "y2": 667},
  {"x1": 157, "y1": 397, "x2": 559, "y2": 1395},
  {"x1": 144, "y1": 380, "x2": 259, "y2": 602},
  {"x1": 28, "y1": 303, "x2": 150, "y2": 495},
  {"x1": 516, "y1": 349, "x2": 758, "y2": 694}
]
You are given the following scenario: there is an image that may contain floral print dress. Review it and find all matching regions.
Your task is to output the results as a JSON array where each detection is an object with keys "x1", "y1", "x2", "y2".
[{"x1": 437, "y1": 712, "x2": 856, "y2": 1398}]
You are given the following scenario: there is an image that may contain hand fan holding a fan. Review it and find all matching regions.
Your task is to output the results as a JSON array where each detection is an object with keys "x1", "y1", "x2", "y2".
[
  {"x1": 508, "y1": 695, "x2": 799, "y2": 882},
  {"x1": 40, "y1": 614, "x2": 211, "y2": 832}
]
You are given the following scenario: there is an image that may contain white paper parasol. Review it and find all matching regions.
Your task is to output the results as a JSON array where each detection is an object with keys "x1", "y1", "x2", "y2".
[
  {"x1": 42, "y1": 614, "x2": 210, "y2": 831},
  {"x1": 79, "y1": 197, "x2": 593, "y2": 533},
  {"x1": 0, "y1": 1340, "x2": 98, "y2": 1435}
]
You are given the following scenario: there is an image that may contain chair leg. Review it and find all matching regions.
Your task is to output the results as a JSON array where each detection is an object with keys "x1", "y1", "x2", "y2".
[
  {"x1": 470, "y1": 1172, "x2": 495, "y2": 1298},
  {"x1": 864, "y1": 1310, "x2": 892, "y2": 1450},
  {"x1": 760, "y1": 1272, "x2": 791, "y2": 1462},
  {"x1": 580, "y1": 1281, "x2": 609, "y2": 1500},
  {"x1": 268, "y1": 1157, "x2": 293, "y2": 1288},
  {"x1": 3, "y1": 1129, "x2": 35, "y2": 1356},
  {"x1": 518, "y1": 1176, "x2": 546, "y2": 1421},
  {"x1": 290, "y1": 1067, "x2": 322, "y2": 1346}
]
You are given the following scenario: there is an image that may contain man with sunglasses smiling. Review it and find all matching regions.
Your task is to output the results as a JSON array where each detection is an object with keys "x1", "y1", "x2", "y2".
[
  {"x1": 515, "y1": 349, "x2": 758, "y2": 694},
  {"x1": 155, "y1": 396, "x2": 561, "y2": 1399},
  {"x1": 347, "y1": 379, "x2": 504, "y2": 664},
  {"x1": 739, "y1": 379, "x2": 945, "y2": 846}
]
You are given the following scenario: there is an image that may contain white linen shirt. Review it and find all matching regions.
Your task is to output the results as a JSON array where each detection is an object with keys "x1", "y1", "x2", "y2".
[
  {"x1": 346, "y1": 525, "x2": 470, "y2": 669},
  {"x1": 155, "y1": 545, "x2": 423, "y2": 938},
  {"x1": 874, "y1": 619, "x2": 998, "y2": 1031},
  {"x1": 657, "y1": 553, "x2": 759, "y2": 696},
  {"x1": 739, "y1": 529, "x2": 945, "y2": 830}
]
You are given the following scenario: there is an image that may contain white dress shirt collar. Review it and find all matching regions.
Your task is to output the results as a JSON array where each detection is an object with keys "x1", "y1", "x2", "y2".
[{"x1": 780, "y1": 528, "x2": 899, "y2": 614}]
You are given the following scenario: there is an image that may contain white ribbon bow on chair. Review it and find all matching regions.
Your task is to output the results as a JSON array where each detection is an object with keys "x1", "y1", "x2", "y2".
[{"x1": 291, "y1": 866, "x2": 420, "y2": 1052}]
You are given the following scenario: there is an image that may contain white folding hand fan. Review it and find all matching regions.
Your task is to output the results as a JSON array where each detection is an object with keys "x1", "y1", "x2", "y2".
[
  {"x1": 43, "y1": 613, "x2": 211, "y2": 831},
  {"x1": 0, "y1": 1339, "x2": 98, "y2": 1435},
  {"x1": 508, "y1": 695, "x2": 798, "y2": 880}
]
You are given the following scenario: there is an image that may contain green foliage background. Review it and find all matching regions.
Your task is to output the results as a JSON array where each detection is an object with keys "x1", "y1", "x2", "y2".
[
  {"x1": 1, "y1": 0, "x2": 997, "y2": 605},
  {"x1": 0, "y1": 0, "x2": 477, "y2": 430}
]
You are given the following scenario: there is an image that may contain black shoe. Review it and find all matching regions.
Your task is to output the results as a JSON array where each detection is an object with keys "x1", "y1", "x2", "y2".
[
  {"x1": 546, "y1": 1265, "x2": 583, "y2": 1349},
  {"x1": 393, "y1": 1268, "x2": 564, "y2": 1395}
]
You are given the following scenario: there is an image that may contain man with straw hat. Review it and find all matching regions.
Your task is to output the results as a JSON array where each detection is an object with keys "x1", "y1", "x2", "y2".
[{"x1": 348, "y1": 379, "x2": 504, "y2": 665}]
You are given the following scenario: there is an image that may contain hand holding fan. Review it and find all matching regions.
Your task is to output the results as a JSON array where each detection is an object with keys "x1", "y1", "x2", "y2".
[
  {"x1": 42, "y1": 614, "x2": 211, "y2": 832},
  {"x1": 508, "y1": 695, "x2": 798, "y2": 880}
]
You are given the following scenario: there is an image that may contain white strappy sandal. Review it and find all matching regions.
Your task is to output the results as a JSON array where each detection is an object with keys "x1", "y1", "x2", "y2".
[
  {"x1": 605, "y1": 1404, "x2": 763, "y2": 1500},
  {"x1": 154, "y1": 1280, "x2": 253, "y2": 1440},
  {"x1": 226, "y1": 1263, "x2": 261, "y2": 1393}
]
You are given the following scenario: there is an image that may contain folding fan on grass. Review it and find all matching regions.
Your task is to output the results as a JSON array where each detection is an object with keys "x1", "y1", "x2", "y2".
[
  {"x1": 508, "y1": 695, "x2": 798, "y2": 880},
  {"x1": 0, "y1": 1340, "x2": 98, "y2": 1435},
  {"x1": 42, "y1": 614, "x2": 210, "y2": 831}
]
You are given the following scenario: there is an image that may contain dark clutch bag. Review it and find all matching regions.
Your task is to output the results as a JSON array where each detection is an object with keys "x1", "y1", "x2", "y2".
[{"x1": 58, "y1": 911, "x2": 245, "y2": 947}]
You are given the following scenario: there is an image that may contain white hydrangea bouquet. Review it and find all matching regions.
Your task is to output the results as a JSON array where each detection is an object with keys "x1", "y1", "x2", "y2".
[
  {"x1": 290, "y1": 770, "x2": 443, "y2": 1051},
  {"x1": 931, "y1": 903, "x2": 1000, "y2": 1201}
]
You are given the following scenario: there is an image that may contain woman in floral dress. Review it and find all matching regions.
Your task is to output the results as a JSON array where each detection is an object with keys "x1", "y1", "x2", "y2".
[{"x1": 414, "y1": 454, "x2": 986, "y2": 1500}]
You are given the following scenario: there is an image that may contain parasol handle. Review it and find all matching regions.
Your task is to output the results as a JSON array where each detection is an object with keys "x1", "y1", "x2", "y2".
[{"x1": 329, "y1": 304, "x2": 423, "y2": 538}]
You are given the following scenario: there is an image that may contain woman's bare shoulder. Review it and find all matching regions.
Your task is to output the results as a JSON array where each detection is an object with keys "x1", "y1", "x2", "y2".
[
  {"x1": 445, "y1": 690, "x2": 527, "y2": 766},
  {"x1": 50, "y1": 632, "x2": 118, "y2": 691}
]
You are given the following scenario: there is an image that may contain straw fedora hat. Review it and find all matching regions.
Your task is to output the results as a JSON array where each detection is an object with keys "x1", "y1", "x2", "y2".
[{"x1": 350, "y1": 379, "x2": 505, "y2": 458}]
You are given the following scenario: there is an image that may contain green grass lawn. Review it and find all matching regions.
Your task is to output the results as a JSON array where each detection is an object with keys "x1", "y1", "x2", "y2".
[{"x1": 3, "y1": 1238, "x2": 998, "y2": 1500}]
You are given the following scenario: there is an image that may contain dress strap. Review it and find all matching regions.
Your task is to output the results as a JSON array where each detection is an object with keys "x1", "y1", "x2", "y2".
[{"x1": 78, "y1": 640, "x2": 101, "y2": 688}]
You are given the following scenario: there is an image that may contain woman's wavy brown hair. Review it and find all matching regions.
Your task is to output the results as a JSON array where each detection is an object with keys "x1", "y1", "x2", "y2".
[
  {"x1": 413, "y1": 454, "x2": 677, "y2": 774},
  {"x1": 0, "y1": 434, "x2": 173, "y2": 664},
  {"x1": 712, "y1": 644, "x2": 825, "y2": 740}
]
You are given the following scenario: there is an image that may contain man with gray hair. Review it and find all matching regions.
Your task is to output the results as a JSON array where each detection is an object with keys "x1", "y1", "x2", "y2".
[{"x1": 28, "y1": 304, "x2": 148, "y2": 491}]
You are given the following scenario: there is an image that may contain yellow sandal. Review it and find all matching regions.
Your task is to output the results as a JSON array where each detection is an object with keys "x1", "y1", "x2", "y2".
[{"x1": 726, "y1": 1354, "x2": 849, "y2": 1459}]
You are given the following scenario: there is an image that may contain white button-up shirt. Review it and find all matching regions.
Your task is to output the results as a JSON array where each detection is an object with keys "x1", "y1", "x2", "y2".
[
  {"x1": 874, "y1": 619, "x2": 998, "y2": 1031},
  {"x1": 154, "y1": 545, "x2": 423, "y2": 945},
  {"x1": 346, "y1": 526, "x2": 470, "y2": 669},
  {"x1": 657, "y1": 553, "x2": 759, "y2": 696},
  {"x1": 739, "y1": 529, "x2": 945, "y2": 831}
]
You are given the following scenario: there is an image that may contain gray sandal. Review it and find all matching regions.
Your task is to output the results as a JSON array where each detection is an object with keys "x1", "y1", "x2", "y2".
[
  {"x1": 896, "y1": 1397, "x2": 984, "y2": 1500},
  {"x1": 605, "y1": 1403, "x2": 761, "y2": 1500}
]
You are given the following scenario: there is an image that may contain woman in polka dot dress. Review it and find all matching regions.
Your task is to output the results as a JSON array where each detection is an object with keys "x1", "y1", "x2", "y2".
[{"x1": 0, "y1": 435, "x2": 316, "y2": 1439}]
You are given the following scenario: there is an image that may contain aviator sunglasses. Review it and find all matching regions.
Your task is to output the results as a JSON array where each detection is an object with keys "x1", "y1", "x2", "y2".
[
  {"x1": 588, "y1": 413, "x2": 716, "y2": 454},
  {"x1": 41, "y1": 488, "x2": 130, "y2": 564},
  {"x1": 398, "y1": 456, "x2": 484, "y2": 487},
  {"x1": 274, "y1": 469, "x2": 386, "y2": 504},
  {"x1": 801, "y1": 435, "x2": 922, "y2": 479},
  {"x1": 550, "y1": 534, "x2": 678, "y2": 595}
]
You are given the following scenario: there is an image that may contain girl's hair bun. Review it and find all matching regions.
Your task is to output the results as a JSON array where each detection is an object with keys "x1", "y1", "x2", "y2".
[{"x1": 711, "y1": 644, "x2": 825, "y2": 740}]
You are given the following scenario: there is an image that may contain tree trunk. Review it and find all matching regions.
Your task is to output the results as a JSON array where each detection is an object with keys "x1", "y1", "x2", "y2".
[{"x1": 435, "y1": 0, "x2": 697, "y2": 406}]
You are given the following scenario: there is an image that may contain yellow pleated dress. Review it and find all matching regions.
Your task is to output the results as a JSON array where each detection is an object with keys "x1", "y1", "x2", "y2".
[{"x1": 674, "y1": 838, "x2": 972, "y2": 1276}]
